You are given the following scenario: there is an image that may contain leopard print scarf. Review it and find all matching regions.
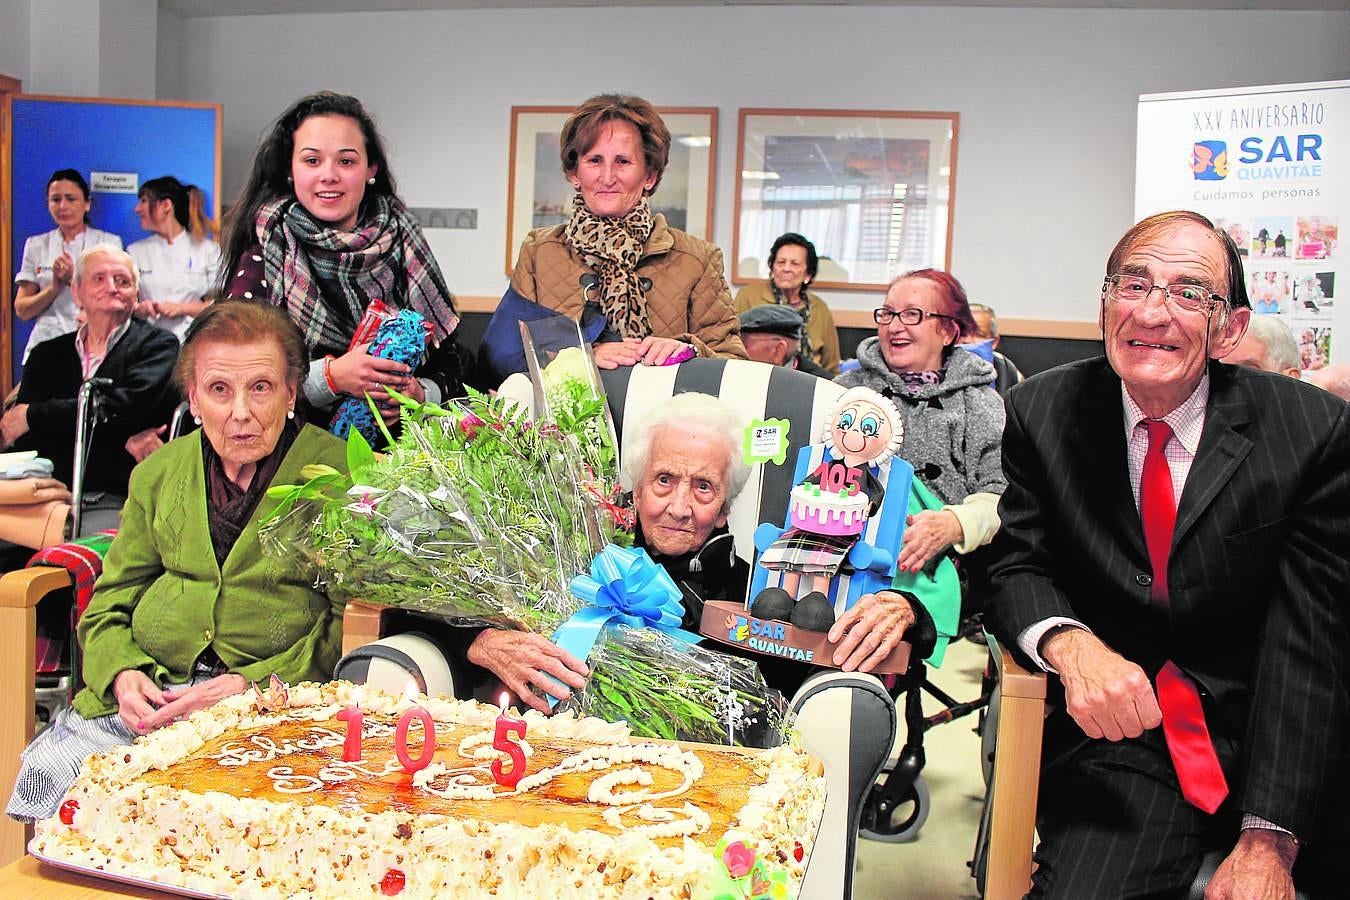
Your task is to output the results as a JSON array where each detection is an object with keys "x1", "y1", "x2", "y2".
[{"x1": 563, "y1": 193, "x2": 654, "y2": 340}]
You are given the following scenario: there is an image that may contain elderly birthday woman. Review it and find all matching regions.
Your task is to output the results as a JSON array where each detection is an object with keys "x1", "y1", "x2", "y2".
[
  {"x1": 506, "y1": 94, "x2": 746, "y2": 369},
  {"x1": 7, "y1": 301, "x2": 347, "y2": 824}
]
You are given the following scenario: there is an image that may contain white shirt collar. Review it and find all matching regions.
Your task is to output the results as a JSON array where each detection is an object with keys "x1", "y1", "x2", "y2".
[{"x1": 1120, "y1": 372, "x2": 1210, "y2": 455}]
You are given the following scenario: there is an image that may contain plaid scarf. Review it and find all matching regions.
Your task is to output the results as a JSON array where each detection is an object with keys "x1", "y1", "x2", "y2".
[
  {"x1": 29, "y1": 530, "x2": 116, "y2": 620},
  {"x1": 563, "y1": 194, "x2": 654, "y2": 340},
  {"x1": 255, "y1": 194, "x2": 459, "y2": 354}
]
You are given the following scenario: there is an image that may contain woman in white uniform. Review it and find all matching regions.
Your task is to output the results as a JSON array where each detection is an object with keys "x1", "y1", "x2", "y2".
[
  {"x1": 13, "y1": 169, "x2": 122, "y2": 362},
  {"x1": 127, "y1": 176, "x2": 222, "y2": 341}
]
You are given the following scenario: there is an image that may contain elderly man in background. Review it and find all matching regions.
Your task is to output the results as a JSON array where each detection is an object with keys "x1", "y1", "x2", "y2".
[
  {"x1": 1224, "y1": 314, "x2": 1302, "y2": 378},
  {"x1": 986, "y1": 210, "x2": 1349, "y2": 899},
  {"x1": 2, "y1": 245, "x2": 179, "y2": 532},
  {"x1": 737, "y1": 306, "x2": 830, "y2": 378},
  {"x1": 962, "y1": 302, "x2": 1024, "y2": 396}
]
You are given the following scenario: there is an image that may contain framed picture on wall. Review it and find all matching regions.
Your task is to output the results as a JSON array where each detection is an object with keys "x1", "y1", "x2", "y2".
[
  {"x1": 505, "y1": 106, "x2": 718, "y2": 274},
  {"x1": 732, "y1": 108, "x2": 959, "y2": 291}
]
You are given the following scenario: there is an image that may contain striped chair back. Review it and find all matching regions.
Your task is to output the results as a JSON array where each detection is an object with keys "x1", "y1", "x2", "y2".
[{"x1": 600, "y1": 359, "x2": 845, "y2": 573}]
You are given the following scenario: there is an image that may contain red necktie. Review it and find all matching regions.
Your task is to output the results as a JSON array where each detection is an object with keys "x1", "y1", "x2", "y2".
[{"x1": 1140, "y1": 419, "x2": 1229, "y2": 814}]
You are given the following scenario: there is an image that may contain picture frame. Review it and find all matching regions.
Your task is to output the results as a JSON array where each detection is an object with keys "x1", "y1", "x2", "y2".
[
  {"x1": 505, "y1": 106, "x2": 718, "y2": 274},
  {"x1": 732, "y1": 108, "x2": 959, "y2": 291}
]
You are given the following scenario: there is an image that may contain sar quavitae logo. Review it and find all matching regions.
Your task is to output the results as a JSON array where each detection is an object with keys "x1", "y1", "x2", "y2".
[
  {"x1": 1192, "y1": 134, "x2": 1323, "y2": 182},
  {"x1": 1192, "y1": 140, "x2": 1228, "y2": 180}
]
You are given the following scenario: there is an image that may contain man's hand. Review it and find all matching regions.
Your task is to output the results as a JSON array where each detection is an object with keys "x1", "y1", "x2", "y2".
[
  {"x1": 467, "y1": 629, "x2": 589, "y2": 714},
  {"x1": 1205, "y1": 829, "x2": 1298, "y2": 900},
  {"x1": 1041, "y1": 627, "x2": 1162, "y2": 741},
  {"x1": 125, "y1": 425, "x2": 167, "y2": 462},
  {"x1": 592, "y1": 339, "x2": 644, "y2": 370},
  {"x1": 827, "y1": 590, "x2": 914, "y2": 672},
  {"x1": 896, "y1": 509, "x2": 964, "y2": 573},
  {"x1": 113, "y1": 669, "x2": 166, "y2": 735},
  {"x1": 0, "y1": 404, "x2": 29, "y2": 448},
  {"x1": 139, "y1": 674, "x2": 248, "y2": 733}
]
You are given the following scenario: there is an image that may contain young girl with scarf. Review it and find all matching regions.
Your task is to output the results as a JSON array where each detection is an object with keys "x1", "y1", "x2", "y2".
[{"x1": 219, "y1": 91, "x2": 463, "y2": 443}]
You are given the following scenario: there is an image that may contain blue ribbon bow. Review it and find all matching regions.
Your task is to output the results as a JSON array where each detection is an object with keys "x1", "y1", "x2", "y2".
[{"x1": 547, "y1": 544, "x2": 693, "y2": 705}]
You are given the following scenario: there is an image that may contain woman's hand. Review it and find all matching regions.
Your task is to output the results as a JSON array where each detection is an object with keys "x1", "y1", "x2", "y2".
[
  {"x1": 113, "y1": 669, "x2": 166, "y2": 735},
  {"x1": 637, "y1": 336, "x2": 693, "y2": 366},
  {"x1": 827, "y1": 591, "x2": 916, "y2": 672},
  {"x1": 137, "y1": 674, "x2": 248, "y2": 734},
  {"x1": 592, "y1": 339, "x2": 644, "y2": 370},
  {"x1": 50, "y1": 252, "x2": 74, "y2": 287},
  {"x1": 0, "y1": 404, "x2": 29, "y2": 449},
  {"x1": 467, "y1": 629, "x2": 589, "y2": 714},
  {"x1": 327, "y1": 343, "x2": 415, "y2": 399},
  {"x1": 896, "y1": 509, "x2": 964, "y2": 573}
]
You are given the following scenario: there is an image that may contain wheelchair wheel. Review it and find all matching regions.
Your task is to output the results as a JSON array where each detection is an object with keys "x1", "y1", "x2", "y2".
[{"x1": 859, "y1": 769, "x2": 930, "y2": 843}]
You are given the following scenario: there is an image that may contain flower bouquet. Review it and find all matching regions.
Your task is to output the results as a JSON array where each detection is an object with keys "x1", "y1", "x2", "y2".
[{"x1": 263, "y1": 323, "x2": 785, "y2": 746}]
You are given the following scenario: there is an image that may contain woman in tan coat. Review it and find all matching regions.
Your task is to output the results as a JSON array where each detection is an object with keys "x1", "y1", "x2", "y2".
[{"x1": 509, "y1": 94, "x2": 745, "y2": 369}]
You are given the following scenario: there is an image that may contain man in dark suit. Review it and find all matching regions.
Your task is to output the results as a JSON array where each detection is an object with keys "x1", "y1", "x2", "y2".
[{"x1": 986, "y1": 210, "x2": 1350, "y2": 899}]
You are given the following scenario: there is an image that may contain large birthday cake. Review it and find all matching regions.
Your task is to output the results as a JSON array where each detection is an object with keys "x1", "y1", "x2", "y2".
[{"x1": 31, "y1": 681, "x2": 825, "y2": 899}]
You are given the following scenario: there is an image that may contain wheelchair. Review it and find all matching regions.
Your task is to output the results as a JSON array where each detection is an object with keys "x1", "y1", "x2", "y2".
[
  {"x1": 29, "y1": 383, "x2": 193, "y2": 727},
  {"x1": 857, "y1": 553, "x2": 994, "y2": 845}
]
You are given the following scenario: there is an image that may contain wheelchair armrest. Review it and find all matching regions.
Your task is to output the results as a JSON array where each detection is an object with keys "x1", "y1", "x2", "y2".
[
  {"x1": 983, "y1": 633, "x2": 1047, "y2": 900},
  {"x1": 0, "y1": 565, "x2": 74, "y2": 866},
  {"x1": 791, "y1": 671, "x2": 897, "y2": 900}
]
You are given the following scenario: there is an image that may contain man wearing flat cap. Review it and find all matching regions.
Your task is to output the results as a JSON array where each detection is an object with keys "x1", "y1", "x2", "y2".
[{"x1": 737, "y1": 306, "x2": 830, "y2": 378}]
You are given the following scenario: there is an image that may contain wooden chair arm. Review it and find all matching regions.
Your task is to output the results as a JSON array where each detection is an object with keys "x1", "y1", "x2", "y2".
[
  {"x1": 0, "y1": 566, "x2": 74, "y2": 867},
  {"x1": 0, "y1": 566, "x2": 74, "y2": 610},
  {"x1": 984, "y1": 633, "x2": 1048, "y2": 900}
]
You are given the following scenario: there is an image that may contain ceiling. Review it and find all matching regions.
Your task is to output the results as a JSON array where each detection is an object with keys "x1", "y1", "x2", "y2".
[{"x1": 159, "y1": 0, "x2": 1350, "y2": 17}]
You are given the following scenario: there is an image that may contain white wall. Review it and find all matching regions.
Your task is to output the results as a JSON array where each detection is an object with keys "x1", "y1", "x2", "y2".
[
  {"x1": 167, "y1": 5, "x2": 1350, "y2": 325},
  {"x1": 6, "y1": 0, "x2": 156, "y2": 97},
  {"x1": 0, "y1": 0, "x2": 31, "y2": 83},
  {"x1": 28, "y1": 0, "x2": 102, "y2": 96},
  {"x1": 156, "y1": 6, "x2": 182, "y2": 101},
  {"x1": 98, "y1": 0, "x2": 156, "y2": 100}
]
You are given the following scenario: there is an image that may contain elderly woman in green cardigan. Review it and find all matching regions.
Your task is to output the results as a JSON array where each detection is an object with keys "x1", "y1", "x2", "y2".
[{"x1": 7, "y1": 300, "x2": 347, "y2": 824}]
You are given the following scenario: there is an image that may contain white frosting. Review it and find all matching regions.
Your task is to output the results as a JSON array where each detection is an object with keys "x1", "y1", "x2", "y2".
[{"x1": 33, "y1": 681, "x2": 825, "y2": 899}]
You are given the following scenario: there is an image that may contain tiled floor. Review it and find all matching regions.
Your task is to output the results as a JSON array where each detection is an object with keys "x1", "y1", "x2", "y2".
[{"x1": 854, "y1": 638, "x2": 989, "y2": 900}]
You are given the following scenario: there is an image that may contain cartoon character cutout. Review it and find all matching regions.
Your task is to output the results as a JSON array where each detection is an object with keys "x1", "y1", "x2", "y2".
[{"x1": 751, "y1": 387, "x2": 904, "y2": 631}]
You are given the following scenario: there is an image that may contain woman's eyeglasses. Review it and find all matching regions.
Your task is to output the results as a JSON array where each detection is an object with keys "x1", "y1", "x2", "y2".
[{"x1": 872, "y1": 307, "x2": 955, "y2": 326}]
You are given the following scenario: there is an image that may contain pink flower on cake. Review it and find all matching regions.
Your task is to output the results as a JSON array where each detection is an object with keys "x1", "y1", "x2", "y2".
[{"x1": 722, "y1": 840, "x2": 756, "y2": 878}]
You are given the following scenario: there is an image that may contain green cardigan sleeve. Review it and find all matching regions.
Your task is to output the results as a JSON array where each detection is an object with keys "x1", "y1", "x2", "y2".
[{"x1": 75, "y1": 476, "x2": 164, "y2": 710}]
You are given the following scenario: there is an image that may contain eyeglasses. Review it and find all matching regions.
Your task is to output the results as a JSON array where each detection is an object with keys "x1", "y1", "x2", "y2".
[
  {"x1": 1104, "y1": 274, "x2": 1227, "y2": 314},
  {"x1": 872, "y1": 307, "x2": 955, "y2": 326}
]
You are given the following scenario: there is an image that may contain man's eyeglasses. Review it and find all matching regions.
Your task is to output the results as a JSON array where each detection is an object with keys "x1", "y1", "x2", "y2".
[
  {"x1": 1104, "y1": 274, "x2": 1227, "y2": 314},
  {"x1": 872, "y1": 307, "x2": 955, "y2": 326}
]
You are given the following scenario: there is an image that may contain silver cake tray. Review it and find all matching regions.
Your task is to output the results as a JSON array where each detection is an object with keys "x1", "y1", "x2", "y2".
[{"x1": 28, "y1": 842, "x2": 226, "y2": 899}]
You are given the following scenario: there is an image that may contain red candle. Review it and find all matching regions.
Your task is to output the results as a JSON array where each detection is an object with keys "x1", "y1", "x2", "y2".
[
  {"x1": 336, "y1": 700, "x2": 363, "y2": 762},
  {"x1": 394, "y1": 706, "x2": 437, "y2": 773},
  {"x1": 490, "y1": 694, "x2": 528, "y2": 789}
]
